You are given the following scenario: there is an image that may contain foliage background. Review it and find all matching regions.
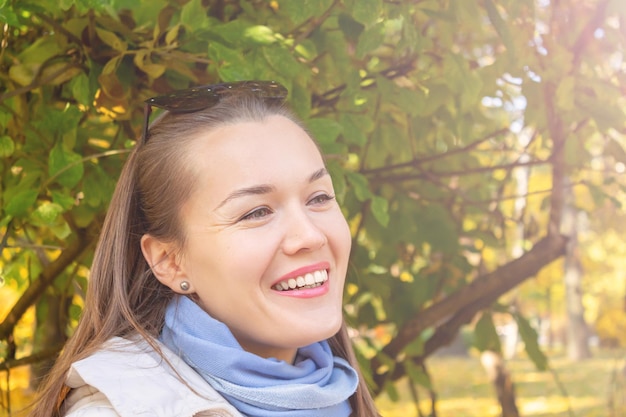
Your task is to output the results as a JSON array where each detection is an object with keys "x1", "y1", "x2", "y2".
[{"x1": 1, "y1": 0, "x2": 626, "y2": 414}]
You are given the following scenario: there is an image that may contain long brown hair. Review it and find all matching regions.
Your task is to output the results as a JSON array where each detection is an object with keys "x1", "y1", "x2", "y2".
[{"x1": 29, "y1": 92, "x2": 380, "y2": 417}]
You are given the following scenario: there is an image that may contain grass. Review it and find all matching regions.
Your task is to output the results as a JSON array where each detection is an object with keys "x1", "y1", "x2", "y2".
[
  {"x1": 1, "y1": 348, "x2": 624, "y2": 416},
  {"x1": 376, "y1": 349, "x2": 626, "y2": 417}
]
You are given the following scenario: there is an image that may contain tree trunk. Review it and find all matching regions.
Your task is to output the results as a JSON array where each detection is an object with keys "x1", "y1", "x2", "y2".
[
  {"x1": 480, "y1": 350, "x2": 520, "y2": 417},
  {"x1": 29, "y1": 292, "x2": 70, "y2": 389},
  {"x1": 562, "y1": 181, "x2": 591, "y2": 360}
]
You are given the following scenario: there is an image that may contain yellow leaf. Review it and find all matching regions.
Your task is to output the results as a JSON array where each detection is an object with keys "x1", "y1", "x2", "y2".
[
  {"x1": 165, "y1": 24, "x2": 180, "y2": 46},
  {"x1": 41, "y1": 63, "x2": 82, "y2": 85},
  {"x1": 95, "y1": 28, "x2": 128, "y2": 52},
  {"x1": 133, "y1": 50, "x2": 166, "y2": 79},
  {"x1": 102, "y1": 55, "x2": 122, "y2": 75},
  {"x1": 8, "y1": 63, "x2": 38, "y2": 86}
]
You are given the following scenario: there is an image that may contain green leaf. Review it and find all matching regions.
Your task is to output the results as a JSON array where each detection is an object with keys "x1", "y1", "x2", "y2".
[
  {"x1": 279, "y1": 0, "x2": 334, "y2": 26},
  {"x1": 377, "y1": 76, "x2": 426, "y2": 117},
  {"x1": 51, "y1": 190, "x2": 77, "y2": 210},
  {"x1": 278, "y1": 0, "x2": 315, "y2": 26},
  {"x1": 290, "y1": 81, "x2": 312, "y2": 119},
  {"x1": 383, "y1": 380, "x2": 399, "y2": 402},
  {"x1": 4, "y1": 189, "x2": 38, "y2": 217},
  {"x1": 514, "y1": 313, "x2": 548, "y2": 371},
  {"x1": 0, "y1": 135, "x2": 15, "y2": 157},
  {"x1": 346, "y1": 171, "x2": 372, "y2": 201},
  {"x1": 350, "y1": 0, "x2": 382, "y2": 27},
  {"x1": 208, "y1": 42, "x2": 254, "y2": 81},
  {"x1": 262, "y1": 45, "x2": 302, "y2": 79},
  {"x1": 32, "y1": 201, "x2": 64, "y2": 225},
  {"x1": 418, "y1": 205, "x2": 459, "y2": 253},
  {"x1": 0, "y1": 6, "x2": 20, "y2": 26},
  {"x1": 48, "y1": 143, "x2": 84, "y2": 188},
  {"x1": 370, "y1": 195, "x2": 389, "y2": 227},
  {"x1": 306, "y1": 118, "x2": 343, "y2": 145},
  {"x1": 356, "y1": 22, "x2": 384, "y2": 58},
  {"x1": 484, "y1": 0, "x2": 515, "y2": 56},
  {"x1": 338, "y1": 13, "x2": 364, "y2": 42},
  {"x1": 606, "y1": 137, "x2": 626, "y2": 164},
  {"x1": 405, "y1": 360, "x2": 432, "y2": 389},
  {"x1": 244, "y1": 25, "x2": 277, "y2": 45},
  {"x1": 211, "y1": 20, "x2": 250, "y2": 45},
  {"x1": 473, "y1": 312, "x2": 501, "y2": 352},
  {"x1": 51, "y1": 221, "x2": 71, "y2": 239},
  {"x1": 180, "y1": 0, "x2": 207, "y2": 30},
  {"x1": 340, "y1": 113, "x2": 372, "y2": 146},
  {"x1": 70, "y1": 73, "x2": 92, "y2": 107},
  {"x1": 326, "y1": 160, "x2": 347, "y2": 203},
  {"x1": 403, "y1": 335, "x2": 425, "y2": 356}
]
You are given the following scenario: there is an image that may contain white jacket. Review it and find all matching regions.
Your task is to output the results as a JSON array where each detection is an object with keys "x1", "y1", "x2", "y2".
[{"x1": 62, "y1": 337, "x2": 243, "y2": 417}]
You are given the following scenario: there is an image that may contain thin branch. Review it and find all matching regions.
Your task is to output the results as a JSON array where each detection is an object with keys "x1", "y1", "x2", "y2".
[
  {"x1": 362, "y1": 128, "x2": 512, "y2": 176},
  {"x1": 0, "y1": 219, "x2": 14, "y2": 254},
  {"x1": 312, "y1": 59, "x2": 416, "y2": 108},
  {"x1": 368, "y1": 158, "x2": 551, "y2": 184},
  {"x1": 290, "y1": 0, "x2": 340, "y2": 51},
  {"x1": 571, "y1": 0, "x2": 610, "y2": 69},
  {"x1": 43, "y1": 149, "x2": 131, "y2": 188},
  {"x1": 0, "y1": 62, "x2": 83, "y2": 104},
  {"x1": 35, "y1": 13, "x2": 83, "y2": 45}
]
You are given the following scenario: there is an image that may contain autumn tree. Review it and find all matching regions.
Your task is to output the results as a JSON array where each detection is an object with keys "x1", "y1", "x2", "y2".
[{"x1": 1, "y1": 0, "x2": 625, "y2": 414}]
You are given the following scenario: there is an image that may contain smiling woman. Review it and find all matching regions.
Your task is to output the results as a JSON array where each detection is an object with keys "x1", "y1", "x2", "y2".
[{"x1": 27, "y1": 82, "x2": 381, "y2": 417}]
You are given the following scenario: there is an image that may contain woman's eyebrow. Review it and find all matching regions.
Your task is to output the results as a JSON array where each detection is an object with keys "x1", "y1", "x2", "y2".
[
  {"x1": 216, "y1": 185, "x2": 275, "y2": 209},
  {"x1": 309, "y1": 167, "x2": 329, "y2": 183},
  {"x1": 216, "y1": 167, "x2": 329, "y2": 209}
]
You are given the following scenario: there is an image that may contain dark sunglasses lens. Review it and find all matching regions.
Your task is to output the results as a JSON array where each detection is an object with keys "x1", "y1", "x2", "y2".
[{"x1": 145, "y1": 80, "x2": 287, "y2": 112}]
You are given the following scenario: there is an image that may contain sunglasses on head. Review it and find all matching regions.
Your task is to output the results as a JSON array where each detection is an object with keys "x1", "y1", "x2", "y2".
[{"x1": 141, "y1": 80, "x2": 288, "y2": 143}]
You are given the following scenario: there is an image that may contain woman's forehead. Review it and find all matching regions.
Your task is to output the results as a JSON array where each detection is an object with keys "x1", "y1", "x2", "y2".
[{"x1": 187, "y1": 115, "x2": 322, "y2": 168}]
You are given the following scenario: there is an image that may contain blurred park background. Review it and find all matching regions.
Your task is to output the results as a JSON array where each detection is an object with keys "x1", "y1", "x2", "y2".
[{"x1": 1, "y1": 0, "x2": 626, "y2": 415}]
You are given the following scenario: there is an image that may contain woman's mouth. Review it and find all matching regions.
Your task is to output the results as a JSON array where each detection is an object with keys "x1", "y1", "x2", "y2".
[{"x1": 272, "y1": 269, "x2": 328, "y2": 291}]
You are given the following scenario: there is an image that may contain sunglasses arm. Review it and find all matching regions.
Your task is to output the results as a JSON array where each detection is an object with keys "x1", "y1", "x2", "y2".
[{"x1": 140, "y1": 103, "x2": 153, "y2": 145}]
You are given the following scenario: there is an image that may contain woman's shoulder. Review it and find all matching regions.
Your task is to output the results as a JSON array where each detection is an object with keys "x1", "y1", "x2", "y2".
[
  {"x1": 63, "y1": 336, "x2": 243, "y2": 417},
  {"x1": 63, "y1": 385, "x2": 119, "y2": 416}
]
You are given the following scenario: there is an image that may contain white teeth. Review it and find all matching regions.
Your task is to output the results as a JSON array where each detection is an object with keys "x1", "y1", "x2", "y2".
[{"x1": 273, "y1": 270, "x2": 328, "y2": 291}]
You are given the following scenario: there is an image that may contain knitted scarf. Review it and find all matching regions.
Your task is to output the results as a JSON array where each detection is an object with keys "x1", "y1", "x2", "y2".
[{"x1": 160, "y1": 296, "x2": 359, "y2": 416}]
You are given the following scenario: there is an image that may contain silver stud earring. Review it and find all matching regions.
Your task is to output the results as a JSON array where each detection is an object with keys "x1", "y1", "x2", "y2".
[{"x1": 179, "y1": 281, "x2": 190, "y2": 292}]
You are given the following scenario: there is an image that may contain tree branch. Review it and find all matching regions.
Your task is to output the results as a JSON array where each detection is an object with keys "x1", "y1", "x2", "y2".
[
  {"x1": 0, "y1": 344, "x2": 64, "y2": 371},
  {"x1": 368, "y1": 158, "x2": 550, "y2": 184},
  {"x1": 0, "y1": 222, "x2": 99, "y2": 342},
  {"x1": 372, "y1": 232, "x2": 567, "y2": 390}
]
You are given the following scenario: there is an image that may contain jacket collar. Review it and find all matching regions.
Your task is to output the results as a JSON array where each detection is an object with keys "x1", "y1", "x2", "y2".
[{"x1": 65, "y1": 337, "x2": 242, "y2": 417}]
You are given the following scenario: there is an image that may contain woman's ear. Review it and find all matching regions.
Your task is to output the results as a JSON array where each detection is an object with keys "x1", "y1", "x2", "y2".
[{"x1": 140, "y1": 234, "x2": 189, "y2": 293}]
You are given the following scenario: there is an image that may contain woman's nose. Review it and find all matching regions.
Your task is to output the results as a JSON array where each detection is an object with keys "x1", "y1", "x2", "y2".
[{"x1": 281, "y1": 207, "x2": 327, "y2": 255}]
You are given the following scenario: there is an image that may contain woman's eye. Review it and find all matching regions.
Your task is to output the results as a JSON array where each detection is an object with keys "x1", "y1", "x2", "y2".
[
  {"x1": 240, "y1": 207, "x2": 273, "y2": 221},
  {"x1": 309, "y1": 193, "x2": 335, "y2": 205}
]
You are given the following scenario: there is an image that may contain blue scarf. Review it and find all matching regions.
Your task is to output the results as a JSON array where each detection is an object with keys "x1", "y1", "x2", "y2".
[{"x1": 160, "y1": 296, "x2": 359, "y2": 417}]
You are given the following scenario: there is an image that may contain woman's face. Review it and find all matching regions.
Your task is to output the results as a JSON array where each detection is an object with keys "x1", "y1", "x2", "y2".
[{"x1": 176, "y1": 115, "x2": 351, "y2": 362}]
